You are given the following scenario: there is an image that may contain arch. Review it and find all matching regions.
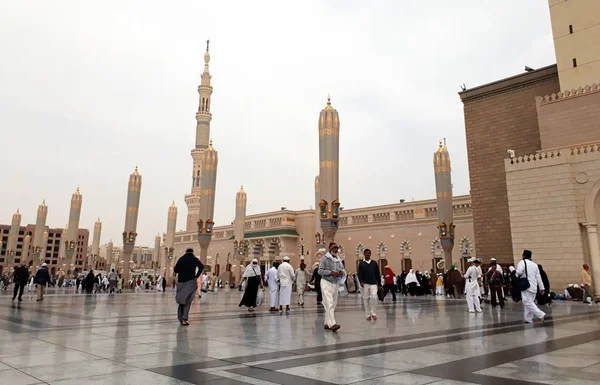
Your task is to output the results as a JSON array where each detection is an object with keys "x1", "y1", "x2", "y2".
[
  {"x1": 355, "y1": 242, "x2": 365, "y2": 258},
  {"x1": 377, "y1": 241, "x2": 388, "y2": 258},
  {"x1": 458, "y1": 236, "x2": 473, "y2": 256},
  {"x1": 338, "y1": 244, "x2": 346, "y2": 261},
  {"x1": 584, "y1": 178, "x2": 600, "y2": 224},
  {"x1": 400, "y1": 240, "x2": 412, "y2": 258},
  {"x1": 267, "y1": 238, "x2": 281, "y2": 262},
  {"x1": 431, "y1": 238, "x2": 443, "y2": 258}
]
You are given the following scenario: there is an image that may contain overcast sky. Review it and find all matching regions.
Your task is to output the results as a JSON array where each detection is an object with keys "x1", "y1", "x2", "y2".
[{"x1": 0, "y1": 1, "x2": 556, "y2": 246}]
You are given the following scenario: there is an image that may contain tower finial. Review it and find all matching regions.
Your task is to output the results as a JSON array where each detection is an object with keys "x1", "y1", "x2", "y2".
[
  {"x1": 206, "y1": 39, "x2": 210, "y2": 51},
  {"x1": 209, "y1": 138, "x2": 213, "y2": 147},
  {"x1": 443, "y1": 137, "x2": 447, "y2": 147},
  {"x1": 327, "y1": 94, "x2": 331, "y2": 106},
  {"x1": 204, "y1": 40, "x2": 211, "y2": 64}
]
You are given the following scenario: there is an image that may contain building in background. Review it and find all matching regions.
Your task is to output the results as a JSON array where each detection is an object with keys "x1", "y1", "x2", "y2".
[{"x1": 461, "y1": 0, "x2": 600, "y2": 291}]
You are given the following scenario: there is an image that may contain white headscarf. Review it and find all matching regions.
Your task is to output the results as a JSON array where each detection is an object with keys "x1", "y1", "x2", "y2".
[
  {"x1": 404, "y1": 269, "x2": 420, "y2": 286},
  {"x1": 243, "y1": 260, "x2": 261, "y2": 278}
]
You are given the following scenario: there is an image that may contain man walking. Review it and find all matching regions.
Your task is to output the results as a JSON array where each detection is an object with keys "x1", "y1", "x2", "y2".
[
  {"x1": 581, "y1": 264, "x2": 594, "y2": 305},
  {"x1": 266, "y1": 261, "x2": 280, "y2": 312},
  {"x1": 173, "y1": 248, "x2": 204, "y2": 325},
  {"x1": 107, "y1": 269, "x2": 117, "y2": 293},
  {"x1": 319, "y1": 243, "x2": 346, "y2": 331},
  {"x1": 34, "y1": 263, "x2": 50, "y2": 301},
  {"x1": 295, "y1": 262, "x2": 308, "y2": 307},
  {"x1": 516, "y1": 249, "x2": 545, "y2": 323},
  {"x1": 486, "y1": 259, "x2": 505, "y2": 309},
  {"x1": 464, "y1": 258, "x2": 482, "y2": 313},
  {"x1": 12, "y1": 263, "x2": 29, "y2": 301},
  {"x1": 382, "y1": 264, "x2": 397, "y2": 301},
  {"x1": 357, "y1": 249, "x2": 381, "y2": 320},
  {"x1": 278, "y1": 256, "x2": 295, "y2": 313}
]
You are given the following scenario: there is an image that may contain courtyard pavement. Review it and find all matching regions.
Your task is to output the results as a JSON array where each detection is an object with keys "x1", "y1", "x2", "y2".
[{"x1": 0, "y1": 288, "x2": 599, "y2": 384}]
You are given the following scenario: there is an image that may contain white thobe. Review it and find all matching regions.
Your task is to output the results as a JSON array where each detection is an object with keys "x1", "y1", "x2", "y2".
[
  {"x1": 278, "y1": 262, "x2": 295, "y2": 306},
  {"x1": 266, "y1": 267, "x2": 279, "y2": 308},
  {"x1": 295, "y1": 269, "x2": 308, "y2": 305},
  {"x1": 516, "y1": 259, "x2": 545, "y2": 322},
  {"x1": 464, "y1": 266, "x2": 482, "y2": 312}
]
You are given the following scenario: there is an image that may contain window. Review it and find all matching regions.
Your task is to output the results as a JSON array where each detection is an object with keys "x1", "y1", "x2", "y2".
[
  {"x1": 569, "y1": 25, "x2": 573, "y2": 34},
  {"x1": 573, "y1": 58, "x2": 578, "y2": 67},
  {"x1": 18, "y1": 237, "x2": 23, "y2": 242},
  {"x1": 16, "y1": 251, "x2": 21, "y2": 256},
  {"x1": 19, "y1": 231, "x2": 24, "y2": 235}
]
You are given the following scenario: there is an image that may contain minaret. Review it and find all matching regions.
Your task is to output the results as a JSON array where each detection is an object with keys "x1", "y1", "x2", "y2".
[
  {"x1": 122, "y1": 166, "x2": 142, "y2": 285},
  {"x1": 314, "y1": 175, "x2": 323, "y2": 249},
  {"x1": 234, "y1": 185, "x2": 247, "y2": 286},
  {"x1": 7, "y1": 209, "x2": 21, "y2": 267},
  {"x1": 107, "y1": 240, "x2": 114, "y2": 270},
  {"x1": 33, "y1": 200, "x2": 48, "y2": 262},
  {"x1": 65, "y1": 187, "x2": 83, "y2": 270},
  {"x1": 165, "y1": 201, "x2": 177, "y2": 286},
  {"x1": 185, "y1": 39, "x2": 214, "y2": 231},
  {"x1": 318, "y1": 96, "x2": 341, "y2": 246},
  {"x1": 90, "y1": 218, "x2": 102, "y2": 269},
  {"x1": 153, "y1": 233, "x2": 161, "y2": 276},
  {"x1": 197, "y1": 141, "x2": 218, "y2": 265},
  {"x1": 23, "y1": 234, "x2": 31, "y2": 265},
  {"x1": 40, "y1": 230, "x2": 48, "y2": 265},
  {"x1": 434, "y1": 138, "x2": 454, "y2": 271}
]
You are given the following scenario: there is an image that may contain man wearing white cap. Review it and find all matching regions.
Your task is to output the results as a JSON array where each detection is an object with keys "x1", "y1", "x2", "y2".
[
  {"x1": 464, "y1": 258, "x2": 482, "y2": 313},
  {"x1": 278, "y1": 256, "x2": 295, "y2": 313},
  {"x1": 34, "y1": 263, "x2": 51, "y2": 301}
]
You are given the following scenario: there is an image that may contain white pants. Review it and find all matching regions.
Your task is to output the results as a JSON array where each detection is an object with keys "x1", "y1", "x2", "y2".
[
  {"x1": 269, "y1": 288, "x2": 279, "y2": 308},
  {"x1": 466, "y1": 281, "x2": 482, "y2": 312},
  {"x1": 362, "y1": 284, "x2": 378, "y2": 317},
  {"x1": 522, "y1": 290, "x2": 545, "y2": 322},
  {"x1": 297, "y1": 282, "x2": 306, "y2": 305},
  {"x1": 279, "y1": 285, "x2": 292, "y2": 306},
  {"x1": 436, "y1": 285, "x2": 444, "y2": 296},
  {"x1": 321, "y1": 279, "x2": 339, "y2": 327}
]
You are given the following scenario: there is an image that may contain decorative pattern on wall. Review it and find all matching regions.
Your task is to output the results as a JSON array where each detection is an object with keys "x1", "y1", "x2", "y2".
[
  {"x1": 400, "y1": 240, "x2": 412, "y2": 258},
  {"x1": 459, "y1": 236, "x2": 473, "y2": 256},
  {"x1": 377, "y1": 241, "x2": 388, "y2": 258},
  {"x1": 431, "y1": 238, "x2": 443, "y2": 257},
  {"x1": 355, "y1": 242, "x2": 365, "y2": 258}
]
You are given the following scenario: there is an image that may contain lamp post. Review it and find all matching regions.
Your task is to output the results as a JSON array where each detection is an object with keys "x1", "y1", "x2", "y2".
[
  {"x1": 64, "y1": 240, "x2": 76, "y2": 277},
  {"x1": 233, "y1": 239, "x2": 249, "y2": 284},
  {"x1": 317, "y1": 199, "x2": 341, "y2": 247}
]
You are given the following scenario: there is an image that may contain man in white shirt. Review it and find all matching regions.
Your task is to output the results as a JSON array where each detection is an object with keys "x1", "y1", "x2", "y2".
[
  {"x1": 278, "y1": 256, "x2": 296, "y2": 313},
  {"x1": 266, "y1": 262, "x2": 280, "y2": 312},
  {"x1": 516, "y1": 249, "x2": 545, "y2": 323},
  {"x1": 464, "y1": 258, "x2": 482, "y2": 313},
  {"x1": 295, "y1": 263, "x2": 308, "y2": 307}
]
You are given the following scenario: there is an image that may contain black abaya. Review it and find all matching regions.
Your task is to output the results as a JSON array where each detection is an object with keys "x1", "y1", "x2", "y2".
[{"x1": 239, "y1": 276, "x2": 260, "y2": 308}]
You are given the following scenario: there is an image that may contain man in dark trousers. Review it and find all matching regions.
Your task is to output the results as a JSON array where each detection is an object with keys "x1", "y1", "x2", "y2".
[
  {"x1": 173, "y1": 248, "x2": 204, "y2": 326},
  {"x1": 12, "y1": 263, "x2": 29, "y2": 301},
  {"x1": 357, "y1": 249, "x2": 381, "y2": 321}
]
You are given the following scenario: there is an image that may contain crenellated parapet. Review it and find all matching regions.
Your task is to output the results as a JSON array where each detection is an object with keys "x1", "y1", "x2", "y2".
[
  {"x1": 537, "y1": 83, "x2": 600, "y2": 105},
  {"x1": 506, "y1": 142, "x2": 600, "y2": 171}
]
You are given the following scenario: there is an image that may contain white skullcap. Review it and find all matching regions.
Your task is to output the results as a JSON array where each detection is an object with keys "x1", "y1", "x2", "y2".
[
  {"x1": 251, "y1": 258, "x2": 258, "y2": 263},
  {"x1": 490, "y1": 258, "x2": 497, "y2": 261},
  {"x1": 283, "y1": 256, "x2": 290, "y2": 261},
  {"x1": 467, "y1": 257, "x2": 475, "y2": 263}
]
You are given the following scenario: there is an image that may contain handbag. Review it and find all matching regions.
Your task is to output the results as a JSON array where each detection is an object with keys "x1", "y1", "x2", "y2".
[{"x1": 518, "y1": 260, "x2": 530, "y2": 291}]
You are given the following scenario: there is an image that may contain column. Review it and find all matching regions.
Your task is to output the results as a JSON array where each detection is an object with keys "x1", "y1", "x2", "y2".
[{"x1": 585, "y1": 223, "x2": 600, "y2": 299}]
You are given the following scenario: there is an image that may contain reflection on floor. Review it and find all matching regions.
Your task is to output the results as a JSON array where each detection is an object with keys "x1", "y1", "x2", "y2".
[{"x1": 0, "y1": 288, "x2": 599, "y2": 384}]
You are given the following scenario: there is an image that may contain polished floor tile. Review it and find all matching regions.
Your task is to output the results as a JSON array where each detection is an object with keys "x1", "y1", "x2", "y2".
[{"x1": 0, "y1": 369, "x2": 42, "y2": 385}]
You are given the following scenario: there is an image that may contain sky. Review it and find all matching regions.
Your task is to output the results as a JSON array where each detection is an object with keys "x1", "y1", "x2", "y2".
[{"x1": 0, "y1": 0, "x2": 557, "y2": 246}]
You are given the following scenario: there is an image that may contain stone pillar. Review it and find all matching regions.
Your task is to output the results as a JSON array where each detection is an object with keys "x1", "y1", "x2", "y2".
[
  {"x1": 66, "y1": 188, "x2": 83, "y2": 268},
  {"x1": 122, "y1": 167, "x2": 142, "y2": 286},
  {"x1": 234, "y1": 186, "x2": 247, "y2": 286},
  {"x1": 318, "y1": 96, "x2": 341, "y2": 246},
  {"x1": 33, "y1": 201, "x2": 48, "y2": 262},
  {"x1": 7, "y1": 209, "x2": 21, "y2": 267},
  {"x1": 584, "y1": 223, "x2": 600, "y2": 299},
  {"x1": 107, "y1": 241, "x2": 114, "y2": 270},
  {"x1": 197, "y1": 141, "x2": 218, "y2": 265},
  {"x1": 433, "y1": 139, "x2": 455, "y2": 270},
  {"x1": 153, "y1": 234, "x2": 161, "y2": 277},
  {"x1": 91, "y1": 218, "x2": 102, "y2": 269},
  {"x1": 165, "y1": 202, "x2": 177, "y2": 287},
  {"x1": 23, "y1": 234, "x2": 31, "y2": 265}
]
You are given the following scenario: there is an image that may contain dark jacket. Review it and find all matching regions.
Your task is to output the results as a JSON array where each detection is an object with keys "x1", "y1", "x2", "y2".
[
  {"x1": 13, "y1": 266, "x2": 29, "y2": 284},
  {"x1": 174, "y1": 252, "x2": 204, "y2": 283},
  {"x1": 358, "y1": 260, "x2": 380, "y2": 285},
  {"x1": 34, "y1": 268, "x2": 50, "y2": 286}
]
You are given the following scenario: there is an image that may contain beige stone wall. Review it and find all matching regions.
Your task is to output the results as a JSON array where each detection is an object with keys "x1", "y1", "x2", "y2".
[
  {"x1": 505, "y1": 143, "x2": 600, "y2": 290},
  {"x1": 536, "y1": 86, "x2": 600, "y2": 150},
  {"x1": 549, "y1": 0, "x2": 600, "y2": 91}
]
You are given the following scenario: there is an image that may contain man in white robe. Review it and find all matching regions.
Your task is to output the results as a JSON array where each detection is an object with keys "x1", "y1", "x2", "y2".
[
  {"x1": 278, "y1": 256, "x2": 295, "y2": 313},
  {"x1": 464, "y1": 258, "x2": 482, "y2": 313},
  {"x1": 266, "y1": 262, "x2": 280, "y2": 312},
  {"x1": 295, "y1": 263, "x2": 308, "y2": 307},
  {"x1": 516, "y1": 249, "x2": 545, "y2": 323}
]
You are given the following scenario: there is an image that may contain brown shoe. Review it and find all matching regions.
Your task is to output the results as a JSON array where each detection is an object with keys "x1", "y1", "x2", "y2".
[
  {"x1": 366, "y1": 316, "x2": 372, "y2": 321},
  {"x1": 324, "y1": 325, "x2": 330, "y2": 330},
  {"x1": 330, "y1": 324, "x2": 341, "y2": 332},
  {"x1": 372, "y1": 315, "x2": 378, "y2": 320}
]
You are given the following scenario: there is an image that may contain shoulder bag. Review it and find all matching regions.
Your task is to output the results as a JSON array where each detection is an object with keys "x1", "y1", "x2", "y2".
[{"x1": 518, "y1": 260, "x2": 530, "y2": 291}]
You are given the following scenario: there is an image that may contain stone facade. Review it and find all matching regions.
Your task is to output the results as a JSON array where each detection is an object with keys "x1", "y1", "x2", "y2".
[
  {"x1": 537, "y1": 84, "x2": 600, "y2": 150},
  {"x1": 172, "y1": 195, "x2": 475, "y2": 279},
  {"x1": 460, "y1": 65, "x2": 560, "y2": 266},
  {"x1": 505, "y1": 142, "x2": 600, "y2": 290}
]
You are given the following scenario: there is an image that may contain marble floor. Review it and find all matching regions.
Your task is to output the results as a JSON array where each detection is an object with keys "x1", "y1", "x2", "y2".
[{"x1": 0, "y1": 288, "x2": 599, "y2": 384}]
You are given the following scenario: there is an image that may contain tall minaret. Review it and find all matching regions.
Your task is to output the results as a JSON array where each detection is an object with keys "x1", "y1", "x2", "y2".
[
  {"x1": 314, "y1": 175, "x2": 322, "y2": 245},
  {"x1": 90, "y1": 218, "x2": 102, "y2": 269},
  {"x1": 197, "y1": 141, "x2": 218, "y2": 265},
  {"x1": 153, "y1": 233, "x2": 161, "y2": 275},
  {"x1": 33, "y1": 200, "x2": 48, "y2": 261},
  {"x1": 107, "y1": 240, "x2": 114, "y2": 270},
  {"x1": 434, "y1": 138, "x2": 454, "y2": 270},
  {"x1": 41, "y1": 230, "x2": 48, "y2": 265},
  {"x1": 185, "y1": 39, "x2": 214, "y2": 231},
  {"x1": 7, "y1": 209, "x2": 22, "y2": 266},
  {"x1": 122, "y1": 166, "x2": 142, "y2": 285},
  {"x1": 318, "y1": 96, "x2": 341, "y2": 246},
  {"x1": 165, "y1": 201, "x2": 177, "y2": 286},
  {"x1": 23, "y1": 234, "x2": 31, "y2": 265},
  {"x1": 66, "y1": 187, "x2": 83, "y2": 269},
  {"x1": 234, "y1": 185, "x2": 247, "y2": 285}
]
